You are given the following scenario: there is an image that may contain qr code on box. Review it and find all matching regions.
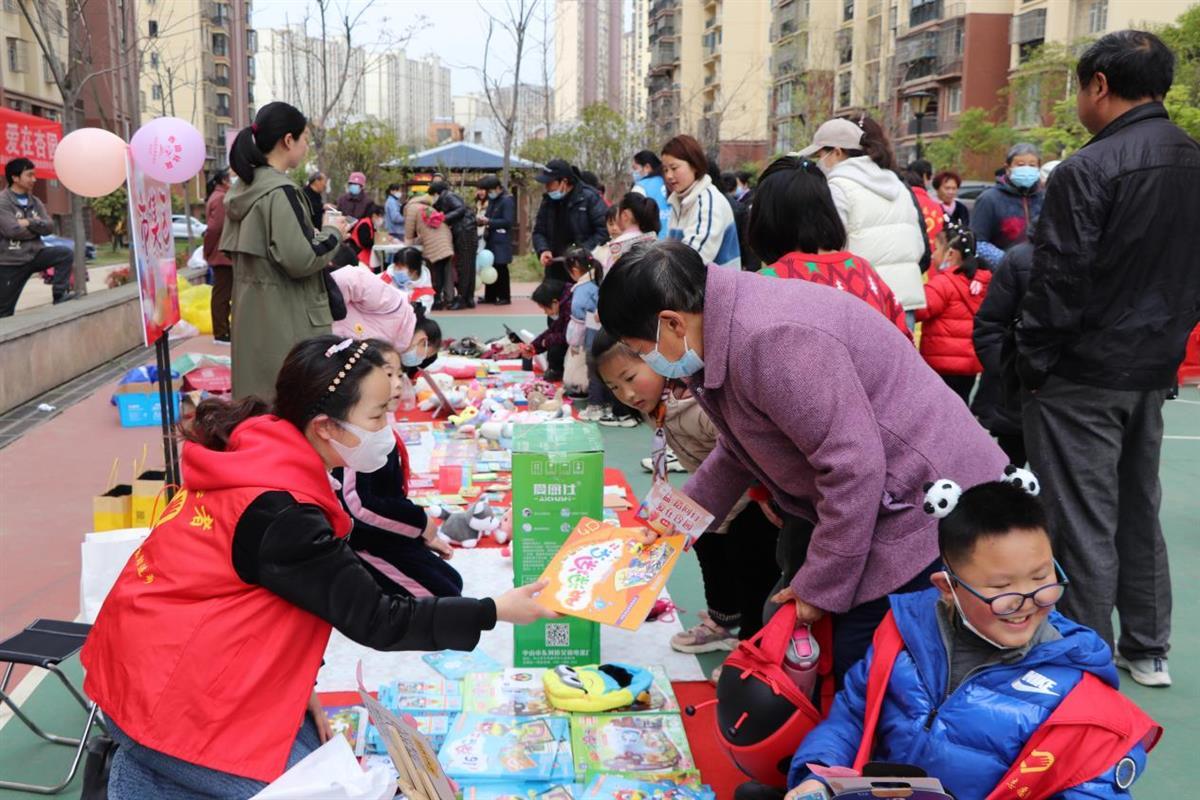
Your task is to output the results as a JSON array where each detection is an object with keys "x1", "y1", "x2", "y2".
[{"x1": 545, "y1": 623, "x2": 570, "y2": 647}]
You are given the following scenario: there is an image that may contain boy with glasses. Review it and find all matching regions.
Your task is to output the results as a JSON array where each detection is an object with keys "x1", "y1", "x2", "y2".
[{"x1": 782, "y1": 472, "x2": 1160, "y2": 800}]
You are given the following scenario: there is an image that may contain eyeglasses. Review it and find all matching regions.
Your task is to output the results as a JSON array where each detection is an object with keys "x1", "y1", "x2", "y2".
[{"x1": 945, "y1": 560, "x2": 1070, "y2": 617}]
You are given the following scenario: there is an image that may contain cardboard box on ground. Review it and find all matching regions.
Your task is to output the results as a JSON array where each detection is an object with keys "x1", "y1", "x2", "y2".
[{"x1": 511, "y1": 423, "x2": 604, "y2": 668}]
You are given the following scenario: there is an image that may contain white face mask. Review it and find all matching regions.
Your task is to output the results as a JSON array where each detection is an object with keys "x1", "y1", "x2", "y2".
[
  {"x1": 945, "y1": 572, "x2": 1018, "y2": 650},
  {"x1": 329, "y1": 420, "x2": 394, "y2": 473}
]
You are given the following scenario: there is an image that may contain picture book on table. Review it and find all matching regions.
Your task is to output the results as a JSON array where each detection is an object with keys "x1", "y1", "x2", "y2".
[
  {"x1": 570, "y1": 715, "x2": 696, "y2": 784},
  {"x1": 461, "y1": 781, "x2": 585, "y2": 799},
  {"x1": 423, "y1": 649, "x2": 504, "y2": 680},
  {"x1": 463, "y1": 668, "x2": 678, "y2": 716},
  {"x1": 366, "y1": 712, "x2": 456, "y2": 754},
  {"x1": 581, "y1": 776, "x2": 716, "y2": 800},
  {"x1": 378, "y1": 676, "x2": 463, "y2": 712},
  {"x1": 439, "y1": 713, "x2": 574, "y2": 783},
  {"x1": 536, "y1": 519, "x2": 686, "y2": 631},
  {"x1": 322, "y1": 704, "x2": 367, "y2": 755}
]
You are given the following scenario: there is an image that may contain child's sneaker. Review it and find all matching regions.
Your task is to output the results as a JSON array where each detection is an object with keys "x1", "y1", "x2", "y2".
[
  {"x1": 1115, "y1": 655, "x2": 1172, "y2": 687},
  {"x1": 640, "y1": 448, "x2": 687, "y2": 473},
  {"x1": 598, "y1": 407, "x2": 639, "y2": 428},
  {"x1": 670, "y1": 610, "x2": 737, "y2": 653}
]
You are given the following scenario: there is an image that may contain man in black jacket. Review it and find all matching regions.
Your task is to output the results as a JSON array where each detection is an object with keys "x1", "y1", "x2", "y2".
[
  {"x1": 0, "y1": 158, "x2": 76, "y2": 316},
  {"x1": 1017, "y1": 30, "x2": 1200, "y2": 689},
  {"x1": 302, "y1": 171, "x2": 327, "y2": 230},
  {"x1": 531, "y1": 159, "x2": 608, "y2": 270},
  {"x1": 430, "y1": 180, "x2": 477, "y2": 310}
]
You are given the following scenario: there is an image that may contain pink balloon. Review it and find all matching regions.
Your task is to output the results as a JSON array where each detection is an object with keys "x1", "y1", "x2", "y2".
[
  {"x1": 52, "y1": 128, "x2": 128, "y2": 198},
  {"x1": 130, "y1": 116, "x2": 206, "y2": 184}
]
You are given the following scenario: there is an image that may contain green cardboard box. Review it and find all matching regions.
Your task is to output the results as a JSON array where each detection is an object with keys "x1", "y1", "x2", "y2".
[{"x1": 511, "y1": 422, "x2": 605, "y2": 667}]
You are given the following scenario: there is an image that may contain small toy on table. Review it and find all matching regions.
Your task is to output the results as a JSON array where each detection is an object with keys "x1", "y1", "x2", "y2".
[
  {"x1": 431, "y1": 498, "x2": 509, "y2": 548},
  {"x1": 543, "y1": 664, "x2": 655, "y2": 713}
]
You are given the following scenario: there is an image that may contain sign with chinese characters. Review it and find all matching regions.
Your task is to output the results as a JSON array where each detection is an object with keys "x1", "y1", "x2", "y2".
[
  {"x1": 636, "y1": 478, "x2": 715, "y2": 543},
  {"x1": 0, "y1": 107, "x2": 62, "y2": 179},
  {"x1": 125, "y1": 154, "x2": 180, "y2": 346}
]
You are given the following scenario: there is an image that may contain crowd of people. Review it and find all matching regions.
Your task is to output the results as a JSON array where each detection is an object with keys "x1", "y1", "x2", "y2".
[{"x1": 9, "y1": 27, "x2": 1194, "y2": 800}]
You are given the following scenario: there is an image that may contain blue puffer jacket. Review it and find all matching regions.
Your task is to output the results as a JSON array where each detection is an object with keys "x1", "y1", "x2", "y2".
[
  {"x1": 790, "y1": 589, "x2": 1147, "y2": 798},
  {"x1": 970, "y1": 178, "x2": 1044, "y2": 253}
]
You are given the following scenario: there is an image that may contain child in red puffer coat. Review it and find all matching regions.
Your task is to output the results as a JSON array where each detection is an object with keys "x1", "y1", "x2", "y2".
[{"x1": 916, "y1": 229, "x2": 991, "y2": 403}]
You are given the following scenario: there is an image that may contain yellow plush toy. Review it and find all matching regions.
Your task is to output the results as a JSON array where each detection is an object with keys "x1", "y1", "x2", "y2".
[{"x1": 542, "y1": 663, "x2": 654, "y2": 713}]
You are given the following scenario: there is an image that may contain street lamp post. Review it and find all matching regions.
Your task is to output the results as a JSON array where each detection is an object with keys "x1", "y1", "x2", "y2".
[{"x1": 905, "y1": 90, "x2": 935, "y2": 161}]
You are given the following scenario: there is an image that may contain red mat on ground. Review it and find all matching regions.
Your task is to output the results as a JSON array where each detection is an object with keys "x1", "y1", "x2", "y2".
[{"x1": 322, "y1": 681, "x2": 746, "y2": 798}]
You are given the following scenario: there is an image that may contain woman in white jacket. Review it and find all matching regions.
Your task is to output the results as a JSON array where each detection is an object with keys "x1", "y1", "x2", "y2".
[
  {"x1": 798, "y1": 117, "x2": 927, "y2": 315},
  {"x1": 661, "y1": 134, "x2": 741, "y2": 269}
]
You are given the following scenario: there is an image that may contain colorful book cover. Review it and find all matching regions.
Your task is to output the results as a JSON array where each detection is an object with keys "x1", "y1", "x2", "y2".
[
  {"x1": 463, "y1": 667, "x2": 678, "y2": 716},
  {"x1": 569, "y1": 715, "x2": 695, "y2": 784},
  {"x1": 378, "y1": 676, "x2": 462, "y2": 713},
  {"x1": 635, "y1": 479, "x2": 714, "y2": 542},
  {"x1": 322, "y1": 704, "x2": 367, "y2": 756},
  {"x1": 582, "y1": 775, "x2": 715, "y2": 799},
  {"x1": 422, "y1": 649, "x2": 503, "y2": 680},
  {"x1": 365, "y1": 712, "x2": 456, "y2": 754},
  {"x1": 439, "y1": 713, "x2": 574, "y2": 783},
  {"x1": 536, "y1": 519, "x2": 686, "y2": 631}
]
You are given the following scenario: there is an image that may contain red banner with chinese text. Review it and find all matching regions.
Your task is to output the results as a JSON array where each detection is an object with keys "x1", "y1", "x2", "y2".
[{"x1": 0, "y1": 107, "x2": 62, "y2": 179}]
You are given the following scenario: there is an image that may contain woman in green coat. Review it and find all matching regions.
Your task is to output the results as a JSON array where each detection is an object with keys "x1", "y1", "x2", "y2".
[{"x1": 221, "y1": 102, "x2": 350, "y2": 401}]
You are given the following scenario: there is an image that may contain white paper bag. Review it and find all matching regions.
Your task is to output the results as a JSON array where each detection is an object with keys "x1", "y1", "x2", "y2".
[
  {"x1": 79, "y1": 527, "x2": 149, "y2": 623},
  {"x1": 250, "y1": 735, "x2": 396, "y2": 800}
]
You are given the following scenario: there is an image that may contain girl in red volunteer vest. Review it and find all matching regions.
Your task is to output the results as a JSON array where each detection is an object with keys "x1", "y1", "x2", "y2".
[{"x1": 81, "y1": 335, "x2": 555, "y2": 798}]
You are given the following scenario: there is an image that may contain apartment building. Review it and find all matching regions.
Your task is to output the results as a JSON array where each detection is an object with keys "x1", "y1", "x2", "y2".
[
  {"x1": 769, "y1": 0, "x2": 840, "y2": 154},
  {"x1": 622, "y1": 0, "x2": 651, "y2": 124},
  {"x1": 363, "y1": 52, "x2": 452, "y2": 148},
  {"x1": 257, "y1": 27, "x2": 365, "y2": 130},
  {"x1": 454, "y1": 84, "x2": 553, "y2": 151},
  {"x1": 1009, "y1": 0, "x2": 1191, "y2": 69},
  {"x1": 553, "y1": 0, "x2": 622, "y2": 123},
  {"x1": 646, "y1": 0, "x2": 704, "y2": 141},
  {"x1": 139, "y1": 0, "x2": 255, "y2": 170},
  {"x1": 891, "y1": 0, "x2": 1011, "y2": 162},
  {"x1": 699, "y1": 0, "x2": 771, "y2": 164},
  {"x1": 827, "y1": 0, "x2": 898, "y2": 123}
]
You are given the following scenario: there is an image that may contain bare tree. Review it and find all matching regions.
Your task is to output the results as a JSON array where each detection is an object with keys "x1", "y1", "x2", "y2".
[
  {"x1": 17, "y1": 0, "x2": 143, "y2": 294},
  {"x1": 478, "y1": 0, "x2": 540, "y2": 186},
  {"x1": 539, "y1": 0, "x2": 553, "y2": 137}
]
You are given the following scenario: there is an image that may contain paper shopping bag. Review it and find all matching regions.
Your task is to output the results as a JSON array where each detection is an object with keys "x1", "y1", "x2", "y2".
[
  {"x1": 131, "y1": 470, "x2": 167, "y2": 528},
  {"x1": 92, "y1": 459, "x2": 132, "y2": 532},
  {"x1": 80, "y1": 527, "x2": 149, "y2": 623},
  {"x1": 249, "y1": 735, "x2": 396, "y2": 800}
]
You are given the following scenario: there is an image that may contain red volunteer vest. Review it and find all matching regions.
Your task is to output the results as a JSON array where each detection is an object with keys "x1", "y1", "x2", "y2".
[
  {"x1": 81, "y1": 417, "x2": 353, "y2": 782},
  {"x1": 855, "y1": 612, "x2": 1162, "y2": 798}
]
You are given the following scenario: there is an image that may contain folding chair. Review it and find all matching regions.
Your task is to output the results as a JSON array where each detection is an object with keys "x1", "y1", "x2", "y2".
[{"x1": 0, "y1": 619, "x2": 106, "y2": 794}]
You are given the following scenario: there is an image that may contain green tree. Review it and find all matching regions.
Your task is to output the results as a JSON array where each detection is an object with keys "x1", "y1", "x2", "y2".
[
  {"x1": 1003, "y1": 42, "x2": 1084, "y2": 159},
  {"x1": 320, "y1": 119, "x2": 404, "y2": 201},
  {"x1": 519, "y1": 104, "x2": 650, "y2": 196},
  {"x1": 1160, "y1": 5, "x2": 1200, "y2": 141},
  {"x1": 924, "y1": 108, "x2": 1015, "y2": 177},
  {"x1": 88, "y1": 188, "x2": 128, "y2": 251}
]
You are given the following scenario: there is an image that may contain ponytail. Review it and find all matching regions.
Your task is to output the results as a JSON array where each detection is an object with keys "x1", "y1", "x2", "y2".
[
  {"x1": 617, "y1": 192, "x2": 661, "y2": 234},
  {"x1": 229, "y1": 101, "x2": 308, "y2": 184},
  {"x1": 841, "y1": 115, "x2": 896, "y2": 172},
  {"x1": 632, "y1": 150, "x2": 662, "y2": 176},
  {"x1": 412, "y1": 302, "x2": 443, "y2": 351},
  {"x1": 184, "y1": 396, "x2": 270, "y2": 452},
  {"x1": 563, "y1": 245, "x2": 603, "y2": 284}
]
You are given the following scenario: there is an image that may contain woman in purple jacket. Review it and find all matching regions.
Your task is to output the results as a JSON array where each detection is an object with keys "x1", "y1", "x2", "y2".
[{"x1": 598, "y1": 240, "x2": 1007, "y2": 679}]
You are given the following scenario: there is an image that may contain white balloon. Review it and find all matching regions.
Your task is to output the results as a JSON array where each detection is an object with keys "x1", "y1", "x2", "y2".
[{"x1": 479, "y1": 265, "x2": 499, "y2": 285}]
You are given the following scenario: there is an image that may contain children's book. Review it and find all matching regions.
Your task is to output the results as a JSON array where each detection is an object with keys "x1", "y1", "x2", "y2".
[
  {"x1": 461, "y1": 782, "x2": 583, "y2": 799},
  {"x1": 636, "y1": 479, "x2": 715, "y2": 542},
  {"x1": 378, "y1": 676, "x2": 462, "y2": 713},
  {"x1": 581, "y1": 776, "x2": 716, "y2": 800},
  {"x1": 439, "y1": 713, "x2": 574, "y2": 783},
  {"x1": 423, "y1": 649, "x2": 503, "y2": 680},
  {"x1": 536, "y1": 519, "x2": 686, "y2": 631},
  {"x1": 570, "y1": 715, "x2": 695, "y2": 784},
  {"x1": 463, "y1": 667, "x2": 677, "y2": 716},
  {"x1": 366, "y1": 712, "x2": 456, "y2": 754},
  {"x1": 322, "y1": 704, "x2": 368, "y2": 756}
]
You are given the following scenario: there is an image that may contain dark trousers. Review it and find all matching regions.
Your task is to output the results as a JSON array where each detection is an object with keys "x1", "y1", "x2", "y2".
[
  {"x1": 429, "y1": 257, "x2": 454, "y2": 307},
  {"x1": 996, "y1": 432, "x2": 1027, "y2": 466},
  {"x1": 692, "y1": 502, "x2": 781, "y2": 639},
  {"x1": 546, "y1": 342, "x2": 567, "y2": 376},
  {"x1": 210, "y1": 264, "x2": 232, "y2": 339},
  {"x1": 1023, "y1": 375, "x2": 1172, "y2": 659},
  {"x1": 453, "y1": 225, "x2": 477, "y2": 302},
  {"x1": 353, "y1": 528, "x2": 464, "y2": 598},
  {"x1": 483, "y1": 262, "x2": 511, "y2": 303},
  {"x1": 941, "y1": 373, "x2": 977, "y2": 404},
  {"x1": 765, "y1": 514, "x2": 938, "y2": 684},
  {"x1": 0, "y1": 245, "x2": 73, "y2": 317}
]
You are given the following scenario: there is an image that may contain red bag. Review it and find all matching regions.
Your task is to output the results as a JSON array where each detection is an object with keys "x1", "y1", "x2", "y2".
[
  {"x1": 422, "y1": 207, "x2": 445, "y2": 228},
  {"x1": 712, "y1": 604, "x2": 835, "y2": 789}
]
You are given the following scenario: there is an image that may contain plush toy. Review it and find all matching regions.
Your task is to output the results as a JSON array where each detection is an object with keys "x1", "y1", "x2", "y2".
[
  {"x1": 543, "y1": 663, "x2": 654, "y2": 713},
  {"x1": 431, "y1": 499, "x2": 502, "y2": 548},
  {"x1": 415, "y1": 372, "x2": 458, "y2": 411},
  {"x1": 448, "y1": 405, "x2": 479, "y2": 427}
]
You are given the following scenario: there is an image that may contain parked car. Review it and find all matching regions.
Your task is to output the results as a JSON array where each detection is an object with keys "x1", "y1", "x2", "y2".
[
  {"x1": 171, "y1": 215, "x2": 207, "y2": 238},
  {"x1": 956, "y1": 180, "x2": 991, "y2": 212},
  {"x1": 42, "y1": 234, "x2": 96, "y2": 260}
]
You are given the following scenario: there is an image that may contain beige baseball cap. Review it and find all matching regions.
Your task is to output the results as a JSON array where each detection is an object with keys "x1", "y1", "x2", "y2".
[{"x1": 795, "y1": 118, "x2": 865, "y2": 158}]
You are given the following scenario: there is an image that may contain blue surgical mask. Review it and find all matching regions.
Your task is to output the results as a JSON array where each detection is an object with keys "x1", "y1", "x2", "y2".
[
  {"x1": 1009, "y1": 166, "x2": 1040, "y2": 189},
  {"x1": 547, "y1": 190, "x2": 565, "y2": 201},
  {"x1": 631, "y1": 168, "x2": 642, "y2": 182},
  {"x1": 641, "y1": 318, "x2": 704, "y2": 379},
  {"x1": 401, "y1": 348, "x2": 424, "y2": 368},
  {"x1": 488, "y1": 189, "x2": 501, "y2": 200},
  {"x1": 348, "y1": 184, "x2": 362, "y2": 196}
]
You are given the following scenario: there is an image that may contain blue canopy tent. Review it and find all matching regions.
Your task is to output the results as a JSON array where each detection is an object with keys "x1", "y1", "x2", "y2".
[{"x1": 380, "y1": 142, "x2": 543, "y2": 172}]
